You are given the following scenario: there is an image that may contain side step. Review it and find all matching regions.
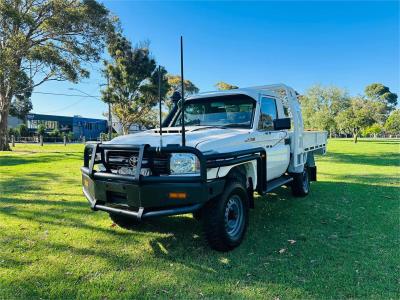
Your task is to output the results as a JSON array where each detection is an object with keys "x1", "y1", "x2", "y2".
[{"x1": 265, "y1": 175, "x2": 293, "y2": 193}]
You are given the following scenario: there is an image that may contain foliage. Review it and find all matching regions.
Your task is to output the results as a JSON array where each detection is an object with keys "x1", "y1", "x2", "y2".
[
  {"x1": 335, "y1": 97, "x2": 382, "y2": 142},
  {"x1": 384, "y1": 109, "x2": 400, "y2": 135},
  {"x1": 365, "y1": 83, "x2": 398, "y2": 113},
  {"x1": 101, "y1": 33, "x2": 169, "y2": 134},
  {"x1": 8, "y1": 127, "x2": 18, "y2": 137},
  {"x1": 0, "y1": 0, "x2": 116, "y2": 150},
  {"x1": 165, "y1": 75, "x2": 199, "y2": 111},
  {"x1": 100, "y1": 132, "x2": 118, "y2": 141},
  {"x1": 16, "y1": 124, "x2": 29, "y2": 137},
  {"x1": 66, "y1": 131, "x2": 74, "y2": 141},
  {"x1": 215, "y1": 81, "x2": 238, "y2": 90},
  {"x1": 9, "y1": 96, "x2": 33, "y2": 121},
  {"x1": 299, "y1": 85, "x2": 350, "y2": 134},
  {"x1": 0, "y1": 140, "x2": 399, "y2": 299},
  {"x1": 8, "y1": 72, "x2": 33, "y2": 121},
  {"x1": 37, "y1": 124, "x2": 46, "y2": 136},
  {"x1": 362, "y1": 123, "x2": 383, "y2": 137},
  {"x1": 49, "y1": 128, "x2": 60, "y2": 137}
]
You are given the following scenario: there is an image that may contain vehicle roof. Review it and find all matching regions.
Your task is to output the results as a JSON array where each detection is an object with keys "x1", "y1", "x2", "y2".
[{"x1": 186, "y1": 86, "x2": 280, "y2": 102}]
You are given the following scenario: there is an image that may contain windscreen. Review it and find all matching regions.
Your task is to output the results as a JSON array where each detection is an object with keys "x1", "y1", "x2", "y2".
[{"x1": 172, "y1": 94, "x2": 256, "y2": 128}]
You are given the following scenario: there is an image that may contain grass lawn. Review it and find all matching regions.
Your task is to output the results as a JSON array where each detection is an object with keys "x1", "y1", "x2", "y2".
[{"x1": 0, "y1": 139, "x2": 399, "y2": 299}]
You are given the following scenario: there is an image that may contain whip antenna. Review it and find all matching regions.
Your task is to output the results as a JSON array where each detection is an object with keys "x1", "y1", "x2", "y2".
[
  {"x1": 158, "y1": 66, "x2": 162, "y2": 139},
  {"x1": 180, "y1": 36, "x2": 186, "y2": 146}
]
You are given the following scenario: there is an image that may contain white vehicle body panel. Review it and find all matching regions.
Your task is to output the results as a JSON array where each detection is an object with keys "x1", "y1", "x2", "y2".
[{"x1": 107, "y1": 84, "x2": 327, "y2": 190}]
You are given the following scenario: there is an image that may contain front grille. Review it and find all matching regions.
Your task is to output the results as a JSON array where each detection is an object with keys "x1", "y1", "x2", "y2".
[
  {"x1": 105, "y1": 150, "x2": 169, "y2": 176},
  {"x1": 152, "y1": 153, "x2": 170, "y2": 175}
]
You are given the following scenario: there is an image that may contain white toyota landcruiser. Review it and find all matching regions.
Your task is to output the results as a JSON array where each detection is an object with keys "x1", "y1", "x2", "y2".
[{"x1": 81, "y1": 84, "x2": 327, "y2": 251}]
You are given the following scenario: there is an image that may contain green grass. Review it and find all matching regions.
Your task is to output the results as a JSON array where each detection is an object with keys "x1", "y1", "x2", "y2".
[{"x1": 0, "y1": 139, "x2": 399, "y2": 299}]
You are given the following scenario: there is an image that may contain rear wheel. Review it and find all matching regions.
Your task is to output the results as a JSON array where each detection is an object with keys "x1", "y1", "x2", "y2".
[
  {"x1": 202, "y1": 179, "x2": 249, "y2": 251},
  {"x1": 291, "y1": 165, "x2": 310, "y2": 197},
  {"x1": 109, "y1": 213, "x2": 141, "y2": 230}
]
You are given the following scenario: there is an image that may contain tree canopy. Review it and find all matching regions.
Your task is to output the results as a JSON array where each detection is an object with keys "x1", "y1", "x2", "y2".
[
  {"x1": 165, "y1": 75, "x2": 199, "y2": 111},
  {"x1": 365, "y1": 83, "x2": 398, "y2": 113},
  {"x1": 384, "y1": 109, "x2": 400, "y2": 135},
  {"x1": 335, "y1": 97, "x2": 383, "y2": 142},
  {"x1": 0, "y1": 0, "x2": 116, "y2": 150},
  {"x1": 101, "y1": 33, "x2": 169, "y2": 134},
  {"x1": 215, "y1": 82, "x2": 238, "y2": 90},
  {"x1": 299, "y1": 85, "x2": 350, "y2": 134}
]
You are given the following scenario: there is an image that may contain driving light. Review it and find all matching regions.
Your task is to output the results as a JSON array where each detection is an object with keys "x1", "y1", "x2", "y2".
[
  {"x1": 170, "y1": 153, "x2": 200, "y2": 175},
  {"x1": 169, "y1": 192, "x2": 187, "y2": 199}
]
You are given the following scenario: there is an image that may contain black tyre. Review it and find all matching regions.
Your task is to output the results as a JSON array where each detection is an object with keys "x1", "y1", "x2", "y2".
[
  {"x1": 109, "y1": 213, "x2": 141, "y2": 230},
  {"x1": 202, "y1": 179, "x2": 249, "y2": 251},
  {"x1": 192, "y1": 210, "x2": 202, "y2": 221},
  {"x1": 291, "y1": 165, "x2": 310, "y2": 197}
]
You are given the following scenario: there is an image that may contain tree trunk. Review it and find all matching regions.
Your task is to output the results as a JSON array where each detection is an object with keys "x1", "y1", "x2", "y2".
[
  {"x1": 353, "y1": 131, "x2": 358, "y2": 143},
  {"x1": 0, "y1": 93, "x2": 11, "y2": 151},
  {"x1": 122, "y1": 123, "x2": 130, "y2": 135}
]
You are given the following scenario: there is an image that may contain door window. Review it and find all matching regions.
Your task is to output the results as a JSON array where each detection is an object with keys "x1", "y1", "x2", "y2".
[{"x1": 258, "y1": 97, "x2": 277, "y2": 131}]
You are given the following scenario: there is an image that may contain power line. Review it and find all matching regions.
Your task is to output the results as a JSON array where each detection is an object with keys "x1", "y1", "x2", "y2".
[
  {"x1": 32, "y1": 91, "x2": 102, "y2": 99},
  {"x1": 40, "y1": 99, "x2": 84, "y2": 114}
]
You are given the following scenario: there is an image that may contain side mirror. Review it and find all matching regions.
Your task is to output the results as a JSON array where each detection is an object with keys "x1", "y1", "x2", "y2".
[{"x1": 273, "y1": 118, "x2": 291, "y2": 130}]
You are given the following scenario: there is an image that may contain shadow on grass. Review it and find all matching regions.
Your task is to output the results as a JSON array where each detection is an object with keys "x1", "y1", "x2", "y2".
[
  {"x1": 0, "y1": 153, "x2": 82, "y2": 167},
  {"x1": 322, "y1": 151, "x2": 399, "y2": 167}
]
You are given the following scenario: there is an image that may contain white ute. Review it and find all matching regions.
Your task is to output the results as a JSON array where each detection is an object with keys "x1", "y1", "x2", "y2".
[{"x1": 82, "y1": 84, "x2": 327, "y2": 251}]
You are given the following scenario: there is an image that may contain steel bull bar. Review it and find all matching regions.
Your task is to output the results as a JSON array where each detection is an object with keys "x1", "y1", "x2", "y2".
[{"x1": 81, "y1": 143, "x2": 266, "y2": 220}]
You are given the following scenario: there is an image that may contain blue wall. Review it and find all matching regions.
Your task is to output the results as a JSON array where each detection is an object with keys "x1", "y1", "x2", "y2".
[{"x1": 72, "y1": 116, "x2": 107, "y2": 140}]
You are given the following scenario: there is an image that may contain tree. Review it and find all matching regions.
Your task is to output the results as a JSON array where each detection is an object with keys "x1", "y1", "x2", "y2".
[
  {"x1": 8, "y1": 127, "x2": 18, "y2": 137},
  {"x1": 9, "y1": 96, "x2": 33, "y2": 121},
  {"x1": 363, "y1": 123, "x2": 382, "y2": 138},
  {"x1": 365, "y1": 83, "x2": 398, "y2": 113},
  {"x1": 50, "y1": 128, "x2": 60, "y2": 137},
  {"x1": 299, "y1": 85, "x2": 350, "y2": 136},
  {"x1": 37, "y1": 124, "x2": 46, "y2": 136},
  {"x1": 215, "y1": 82, "x2": 238, "y2": 90},
  {"x1": 102, "y1": 33, "x2": 169, "y2": 135},
  {"x1": 335, "y1": 98, "x2": 378, "y2": 143},
  {"x1": 165, "y1": 75, "x2": 199, "y2": 111},
  {"x1": 385, "y1": 109, "x2": 400, "y2": 136},
  {"x1": 17, "y1": 124, "x2": 29, "y2": 137},
  {"x1": 8, "y1": 71, "x2": 33, "y2": 121},
  {"x1": 0, "y1": 0, "x2": 116, "y2": 150}
]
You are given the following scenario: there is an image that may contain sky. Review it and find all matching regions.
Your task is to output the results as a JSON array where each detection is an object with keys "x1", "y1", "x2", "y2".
[{"x1": 31, "y1": 0, "x2": 399, "y2": 119}]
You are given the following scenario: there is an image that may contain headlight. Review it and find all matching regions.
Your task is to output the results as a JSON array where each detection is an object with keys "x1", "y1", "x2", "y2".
[{"x1": 170, "y1": 153, "x2": 200, "y2": 175}]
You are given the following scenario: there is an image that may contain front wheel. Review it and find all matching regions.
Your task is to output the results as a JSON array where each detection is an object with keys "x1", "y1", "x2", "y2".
[
  {"x1": 202, "y1": 180, "x2": 249, "y2": 251},
  {"x1": 291, "y1": 165, "x2": 310, "y2": 197}
]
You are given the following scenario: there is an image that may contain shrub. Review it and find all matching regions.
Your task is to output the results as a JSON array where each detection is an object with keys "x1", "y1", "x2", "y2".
[
  {"x1": 8, "y1": 128, "x2": 19, "y2": 137},
  {"x1": 17, "y1": 124, "x2": 29, "y2": 137},
  {"x1": 50, "y1": 128, "x2": 60, "y2": 137},
  {"x1": 37, "y1": 124, "x2": 46, "y2": 136},
  {"x1": 66, "y1": 132, "x2": 74, "y2": 142}
]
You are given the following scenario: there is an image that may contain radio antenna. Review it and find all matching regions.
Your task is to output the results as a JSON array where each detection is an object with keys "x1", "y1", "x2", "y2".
[
  {"x1": 158, "y1": 65, "x2": 162, "y2": 139},
  {"x1": 180, "y1": 36, "x2": 186, "y2": 146}
]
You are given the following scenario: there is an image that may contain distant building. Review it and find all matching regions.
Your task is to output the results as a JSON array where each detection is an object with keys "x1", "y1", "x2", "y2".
[
  {"x1": 7, "y1": 116, "x2": 24, "y2": 129},
  {"x1": 23, "y1": 113, "x2": 107, "y2": 140}
]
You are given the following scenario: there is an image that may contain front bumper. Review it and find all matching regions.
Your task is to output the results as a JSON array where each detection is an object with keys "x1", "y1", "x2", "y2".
[
  {"x1": 81, "y1": 143, "x2": 266, "y2": 220},
  {"x1": 81, "y1": 167, "x2": 225, "y2": 219}
]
